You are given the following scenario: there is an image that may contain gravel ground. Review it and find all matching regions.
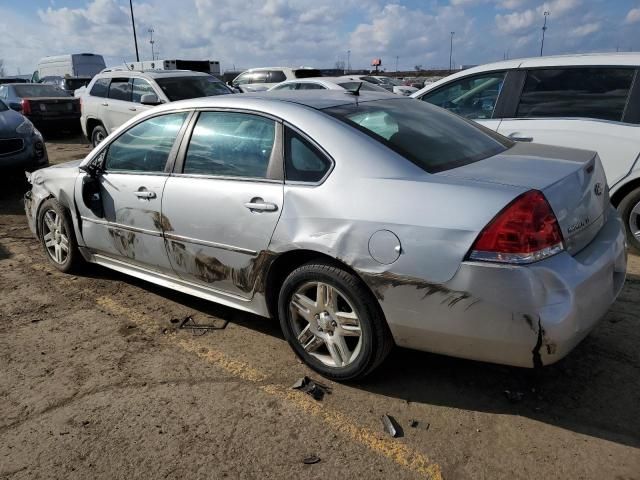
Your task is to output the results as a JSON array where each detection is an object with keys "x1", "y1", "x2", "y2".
[{"x1": 1, "y1": 135, "x2": 639, "y2": 479}]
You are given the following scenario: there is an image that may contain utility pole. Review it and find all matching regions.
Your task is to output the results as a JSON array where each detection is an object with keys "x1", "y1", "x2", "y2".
[
  {"x1": 129, "y1": 0, "x2": 140, "y2": 62},
  {"x1": 347, "y1": 50, "x2": 351, "y2": 74},
  {"x1": 395, "y1": 55, "x2": 399, "y2": 72},
  {"x1": 540, "y1": 11, "x2": 550, "y2": 57},
  {"x1": 148, "y1": 27, "x2": 155, "y2": 61},
  {"x1": 449, "y1": 32, "x2": 455, "y2": 71}
]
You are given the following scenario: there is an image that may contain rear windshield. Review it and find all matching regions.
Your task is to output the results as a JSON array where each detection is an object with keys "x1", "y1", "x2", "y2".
[
  {"x1": 63, "y1": 78, "x2": 90, "y2": 90},
  {"x1": 294, "y1": 69, "x2": 323, "y2": 79},
  {"x1": 14, "y1": 84, "x2": 70, "y2": 97},
  {"x1": 155, "y1": 76, "x2": 232, "y2": 101},
  {"x1": 325, "y1": 98, "x2": 512, "y2": 173},
  {"x1": 337, "y1": 81, "x2": 387, "y2": 92}
]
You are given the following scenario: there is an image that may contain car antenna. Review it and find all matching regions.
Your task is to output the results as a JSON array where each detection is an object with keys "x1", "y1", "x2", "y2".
[{"x1": 345, "y1": 81, "x2": 362, "y2": 105}]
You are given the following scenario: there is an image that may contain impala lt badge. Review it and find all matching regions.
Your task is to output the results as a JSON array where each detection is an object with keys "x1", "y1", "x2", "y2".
[
  {"x1": 594, "y1": 182, "x2": 603, "y2": 196},
  {"x1": 568, "y1": 217, "x2": 591, "y2": 234}
]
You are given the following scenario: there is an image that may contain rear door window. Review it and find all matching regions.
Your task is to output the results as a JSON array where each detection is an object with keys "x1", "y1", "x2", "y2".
[
  {"x1": 294, "y1": 69, "x2": 322, "y2": 78},
  {"x1": 252, "y1": 72, "x2": 268, "y2": 84},
  {"x1": 516, "y1": 68, "x2": 635, "y2": 121},
  {"x1": 285, "y1": 128, "x2": 332, "y2": 182},
  {"x1": 183, "y1": 112, "x2": 276, "y2": 178},
  {"x1": 296, "y1": 83, "x2": 325, "y2": 90},
  {"x1": 108, "y1": 78, "x2": 131, "y2": 102},
  {"x1": 268, "y1": 71, "x2": 287, "y2": 83},
  {"x1": 132, "y1": 78, "x2": 156, "y2": 103},
  {"x1": 420, "y1": 72, "x2": 506, "y2": 119},
  {"x1": 90, "y1": 78, "x2": 110, "y2": 97}
]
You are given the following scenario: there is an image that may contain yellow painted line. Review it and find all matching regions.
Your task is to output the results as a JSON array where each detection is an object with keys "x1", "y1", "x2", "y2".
[{"x1": 99, "y1": 295, "x2": 443, "y2": 479}]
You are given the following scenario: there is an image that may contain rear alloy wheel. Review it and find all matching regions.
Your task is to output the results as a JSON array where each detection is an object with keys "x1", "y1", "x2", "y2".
[
  {"x1": 38, "y1": 198, "x2": 83, "y2": 273},
  {"x1": 278, "y1": 261, "x2": 393, "y2": 381},
  {"x1": 91, "y1": 124, "x2": 107, "y2": 147},
  {"x1": 618, "y1": 186, "x2": 640, "y2": 253}
]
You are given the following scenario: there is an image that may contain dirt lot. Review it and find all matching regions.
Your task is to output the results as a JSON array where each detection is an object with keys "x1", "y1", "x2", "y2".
[{"x1": 1, "y1": 135, "x2": 639, "y2": 479}]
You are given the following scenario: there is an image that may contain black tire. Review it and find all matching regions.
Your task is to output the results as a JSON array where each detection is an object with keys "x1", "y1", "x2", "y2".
[
  {"x1": 278, "y1": 261, "x2": 393, "y2": 381},
  {"x1": 38, "y1": 198, "x2": 84, "y2": 273},
  {"x1": 91, "y1": 124, "x2": 107, "y2": 148},
  {"x1": 617, "y1": 186, "x2": 640, "y2": 254}
]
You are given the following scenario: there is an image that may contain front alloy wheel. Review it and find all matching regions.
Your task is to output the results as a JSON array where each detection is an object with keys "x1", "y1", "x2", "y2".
[{"x1": 42, "y1": 209, "x2": 70, "y2": 265}]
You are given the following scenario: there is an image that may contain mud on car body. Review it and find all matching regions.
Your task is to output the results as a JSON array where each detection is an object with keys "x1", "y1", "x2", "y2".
[{"x1": 25, "y1": 91, "x2": 627, "y2": 380}]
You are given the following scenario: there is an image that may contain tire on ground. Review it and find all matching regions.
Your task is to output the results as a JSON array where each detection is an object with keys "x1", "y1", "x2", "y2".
[
  {"x1": 617, "y1": 186, "x2": 640, "y2": 254},
  {"x1": 37, "y1": 198, "x2": 84, "y2": 273}
]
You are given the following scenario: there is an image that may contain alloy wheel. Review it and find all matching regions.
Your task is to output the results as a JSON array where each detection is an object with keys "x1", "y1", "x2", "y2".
[
  {"x1": 629, "y1": 200, "x2": 640, "y2": 241},
  {"x1": 289, "y1": 281, "x2": 363, "y2": 368},
  {"x1": 42, "y1": 209, "x2": 69, "y2": 265}
]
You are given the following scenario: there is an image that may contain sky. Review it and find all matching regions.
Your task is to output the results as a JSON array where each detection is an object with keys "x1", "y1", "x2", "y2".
[{"x1": 0, "y1": 0, "x2": 639, "y2": 75}]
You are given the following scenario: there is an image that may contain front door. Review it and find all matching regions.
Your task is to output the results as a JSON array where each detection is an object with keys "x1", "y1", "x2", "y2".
[
  {"x1": 161, "y1": 111, "x2": 284, "y2": 297},
  {"x1": 76, "y1": 111, "x2": 190, "y2": 273}
]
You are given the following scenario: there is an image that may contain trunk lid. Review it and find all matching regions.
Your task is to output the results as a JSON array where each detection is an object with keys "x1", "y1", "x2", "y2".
[
  {"x1": 25, "y1": 96, "x2": 80, "y2": 115},
  {"x1": 439, "y1": 142, "x2": 609, "y2": 254}
]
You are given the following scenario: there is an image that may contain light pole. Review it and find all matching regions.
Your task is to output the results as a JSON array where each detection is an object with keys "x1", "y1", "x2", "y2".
[
  {"x1": 395, "y1": 55, "x2": 399, "y2": 72},
  {"x1": 148, "y1": 28, "x2": 155, "y2": 61},
  {"x1": 449, "y1": 32, "x2": 455, "y2": 71},
  {"x1": 540, "y1": 11, "x2": 550, "y2": 57},
  {"x1": 347, "y1": 50, "x2": 351, "y2": 73},
  {"x1": 129, "y1": 0, "x2": 140, "y2": 62}
]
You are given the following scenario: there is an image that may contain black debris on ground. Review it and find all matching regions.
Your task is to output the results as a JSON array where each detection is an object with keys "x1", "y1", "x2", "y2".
[{"x1": 291, "y1": 376, "x2": 332, "y2": 401}]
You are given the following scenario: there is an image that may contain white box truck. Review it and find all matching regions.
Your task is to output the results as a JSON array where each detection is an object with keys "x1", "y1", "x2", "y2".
[{"x1": 34, "y1": 54, "x2": 106, "y2": 81}]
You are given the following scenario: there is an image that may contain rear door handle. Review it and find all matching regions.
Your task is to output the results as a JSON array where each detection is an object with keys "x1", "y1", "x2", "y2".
[
  {"x1": 101, "y1": 102, "x2": 109, "y2": 106},
  {"x1": 244, "y1": 199, "x2": 278, "y2": 212},
  {"x1": 134, "y1": 190, "x2": 156, "y2": 199},
  {"x1": 128, "y1": 107, "x2": 137, "y2": 111}
]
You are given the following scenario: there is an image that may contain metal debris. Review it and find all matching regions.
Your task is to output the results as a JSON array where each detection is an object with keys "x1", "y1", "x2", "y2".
[
  {"x1": 504, "y1": 389, "x2": 524, "y2": 403},
  {"x1": 382, "y1": 414, "x2": 403, "y2": 438},
  {"x1": 303, "y1": 455, "x2": 321, "y2": 465},
  {"x1": 291, "y1": 376, "x2": 332, "y2": 401},
  {"x1": 177, "y1": 315, "x2": 229, "y2": 336},
  {"x1": 409, "y1": 419, "x2": 419, "y2": 428}
]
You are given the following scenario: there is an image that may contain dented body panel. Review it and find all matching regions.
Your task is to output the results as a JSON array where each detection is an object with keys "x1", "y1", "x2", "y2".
[{"x1": 24, "y1": 92, "x2": 628, "y2": 369}]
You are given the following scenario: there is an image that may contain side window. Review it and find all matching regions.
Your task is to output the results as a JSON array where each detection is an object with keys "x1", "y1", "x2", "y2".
[
  {"x1": 132, "y1": 78, "x2": 156, "y2": 103},
  {"x1": 421, "y1": 72, "x2": 506, "y2": 119},
  {"x1": 234, "y1": 73, "x2": 252, "y2": 85},
  {"x1": 252, "y1": 72, "x2": 268, "y2": 84},
  {"x1": 516, "y1": 68, "x2": 635, "y2": 121},
  {"x1": 105, "y1": 112, "x2": 188, "y2": 173},
  {"x1": 272, "y1": 83, "x2": 296, "y2": 90},
  {"x1": 90, "y1": 78, "x2": 110, "y2": 97},
  {"x1": 285, "y1": 128, "x2": 332, "y2": 183},
  {"x1": 269, "y1": 70, "x2": 287, "y2": 83},
  {"x1": 108, "y1": 78, "x2": 131, "y2": 101},
  {"x1": 0, "y1": 86, "x2": 7, "y2": 99},
  {"x1": 183, "y1": 112, "x2": 275, "y2": 178},
  {"x1": 296, "y1": 83, "x2": 325, "y2": 90}
]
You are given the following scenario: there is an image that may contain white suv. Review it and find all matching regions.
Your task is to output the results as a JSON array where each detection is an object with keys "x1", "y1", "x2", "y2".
[
  {"x1": 230, "y1": 67, "x2": 322, "y2": 92},
  {"x1": 80, "y1": 69, "x2": 232, "y2": 146},
  {"x1": 412, "y1": 53, "x2": 640, "y2": 251}
]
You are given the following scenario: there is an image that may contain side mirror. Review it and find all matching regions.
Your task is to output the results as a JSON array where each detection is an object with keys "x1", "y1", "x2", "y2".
[
  {"x1": 81, "y1": 175, "x2": 104, "y2": 217},
  {"x1": 140, "y1": 93, "x2": 160, "y2": 106}
]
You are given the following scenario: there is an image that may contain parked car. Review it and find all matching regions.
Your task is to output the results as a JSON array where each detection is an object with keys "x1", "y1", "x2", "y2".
[
  {"x1": 369, "y1": 76, "x2": 418, "y2": 96},
  {"x1": 230, "y1": 67, "x2": 323, "y2": 92},
  {"x1": 40, "y1": 76, "x2": 92, "y2": 94},
  {"x1": 342, "y1": 74, "x2": 394, "y2": 92},
  {"x1": 0, "y1": 99, "x2": 48, "y2": 170},
  {"x1": 0, "y1": 77, "x2": 29, "y2": 84},
  {"x1": 0, "y1": 83, "x2": 80, "y2": 129},
  {"x1": 268, "y1": 76, "x2": 390, "y2": 93},
  {"x1": 25, "y1": 91, "x2": 626, "y2": 380},
  {"x1": 33, "y1": 53, "x2": 106, "y2": 81},
  {"x1": 80, "y1": 69, "x2": 233, "y2": 146},
  {"x1": 412, "y1": 53, "x2": 640, "y2": 251}
]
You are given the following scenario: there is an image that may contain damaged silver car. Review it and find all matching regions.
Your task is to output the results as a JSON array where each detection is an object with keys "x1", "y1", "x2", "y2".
[{"x1": 24, "y1": 91, "x2": 627, "y2": 380}]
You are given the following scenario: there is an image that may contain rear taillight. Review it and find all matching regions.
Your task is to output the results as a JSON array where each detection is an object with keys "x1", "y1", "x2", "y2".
[
  {"x1": 21, "y1": 99, "x2": 31, "y2": 115},
  {"x1": 468, "y1": 190, "x2": 564, "y2": 264}
]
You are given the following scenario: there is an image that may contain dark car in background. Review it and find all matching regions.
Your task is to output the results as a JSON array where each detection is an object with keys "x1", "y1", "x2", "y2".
[
  {"x1": 0, "y1": 77, "x2": 29, "y2": 84},
  {"x1": 0, "y1": 83, "x2": 80, "y2": 129},
  {"x1": 0, "y1": 99, "x2": 48, "y2": 170},
  {"x1": 40, "y1": 76, "x2": 92, "y2": 95}
]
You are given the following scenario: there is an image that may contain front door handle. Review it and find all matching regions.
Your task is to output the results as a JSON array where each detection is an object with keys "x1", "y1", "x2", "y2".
[
  {"x1": 244, "y1": 198, "x2": 278, "y2": 212},
  {"x1": 101, "y1": 102, "x2": 109, "y2": 106},
  {"x1": 129, "y1": 107, "x2": 137, "y2": 111},
  {"x1": 508, "y1": 133, "x2": 534, "y2": 142},
  {"x1": 134, "y1": 190, "x2": 156, "y2": 199}
]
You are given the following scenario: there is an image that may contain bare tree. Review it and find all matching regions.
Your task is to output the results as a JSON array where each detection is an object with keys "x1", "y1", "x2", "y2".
[
  {"x1": 335, "y1": 60, "x2": 345, "y2": 70},
  {"x1": 414, "y1": 64, "x2": 423, "y2": 71},
  {"x1": 0, "y1": 59, "x2": 5, "y2": 77}
]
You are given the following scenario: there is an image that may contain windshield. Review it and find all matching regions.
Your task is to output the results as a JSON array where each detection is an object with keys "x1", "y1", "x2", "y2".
[
  {"x1": 14, "y1": 84, "x2": 70, "y2": 97},
  {"x1": 0, "y1": 99, "x2": 7, "y2": 111},
  {"x1": 325, "y1": 98, "x2": 512, "y2": 173},
  {"x1": 63, "y1": 78, "x2": 90, "y2": 90},
  {"x1": 155, "y1": 76, "x2": 232, "y2": 101}
]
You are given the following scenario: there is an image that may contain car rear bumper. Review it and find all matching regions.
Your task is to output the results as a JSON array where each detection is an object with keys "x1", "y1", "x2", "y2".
[{"x1": 371, "y1": 207, "x2": 627, "y2": 368}]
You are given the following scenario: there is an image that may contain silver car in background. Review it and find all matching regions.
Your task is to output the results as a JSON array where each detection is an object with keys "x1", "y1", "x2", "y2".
[{"x1": 24, "y1": 91, "x2": 627, "y2": 380}]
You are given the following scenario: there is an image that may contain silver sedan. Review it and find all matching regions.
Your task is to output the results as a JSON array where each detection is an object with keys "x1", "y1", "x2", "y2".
[{"x1": 24, "y1": 91, "x2": 627, "y2": 380}]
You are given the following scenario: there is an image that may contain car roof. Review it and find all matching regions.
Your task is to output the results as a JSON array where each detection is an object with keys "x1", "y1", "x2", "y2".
[{"x1": 97, "y1": 69, "x2": 212, "y2": 79}]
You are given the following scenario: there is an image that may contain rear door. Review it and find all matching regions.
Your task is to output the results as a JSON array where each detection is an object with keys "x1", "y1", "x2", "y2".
[
  {"x1": 417, "y1": 70, "x2": 508, "y2": 131},
  {"x1": 75, "y1": 111, "x2": 190, "y2": 273},
  {"x1": 161, "y1": 110, "x2": 283, "y2": 297},
  {"x1": 497, "y1": 67, "x2": 640, "y2": 186}
]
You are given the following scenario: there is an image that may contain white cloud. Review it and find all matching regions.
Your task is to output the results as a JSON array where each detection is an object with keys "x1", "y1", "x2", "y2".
[
  {"x1": 495, "y1": 9, "x2": 537, "y2": 34},
  {"x1": 625, "y1": 7, "x2": 640, "y2": 24},
  {"x1": 569, "y1": 22, "x2": 600, "y2": 37}
]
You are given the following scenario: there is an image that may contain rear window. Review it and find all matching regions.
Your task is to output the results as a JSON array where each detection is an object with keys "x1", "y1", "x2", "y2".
[
  {"x1": 268, "y1": 71, "x2": 287, "y2": 83},
  {"x1": 325, "y1": 99, "x2": 511, "y2": 173},
  {"x1": 14, "y1": 84, "x2": 70, "y2": 97},
  {"x1": 337, "y1": 81, "x2": 386, "y2": 92},
  {"x1": 90, "y1": 78, "x2": 110, "y2": 97},
  {"x1": 155, "y1": 76, "x2": 232, "y2": 101},
  {"x1": 516, "y1": 68, "x2": 635, "y2": 121},
  {"x1": 63, "y1": 78, "x2": 90, "y2": 91},
  {"x1": 294, "y1": 69, "x2": 322, "y2": 79}
]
